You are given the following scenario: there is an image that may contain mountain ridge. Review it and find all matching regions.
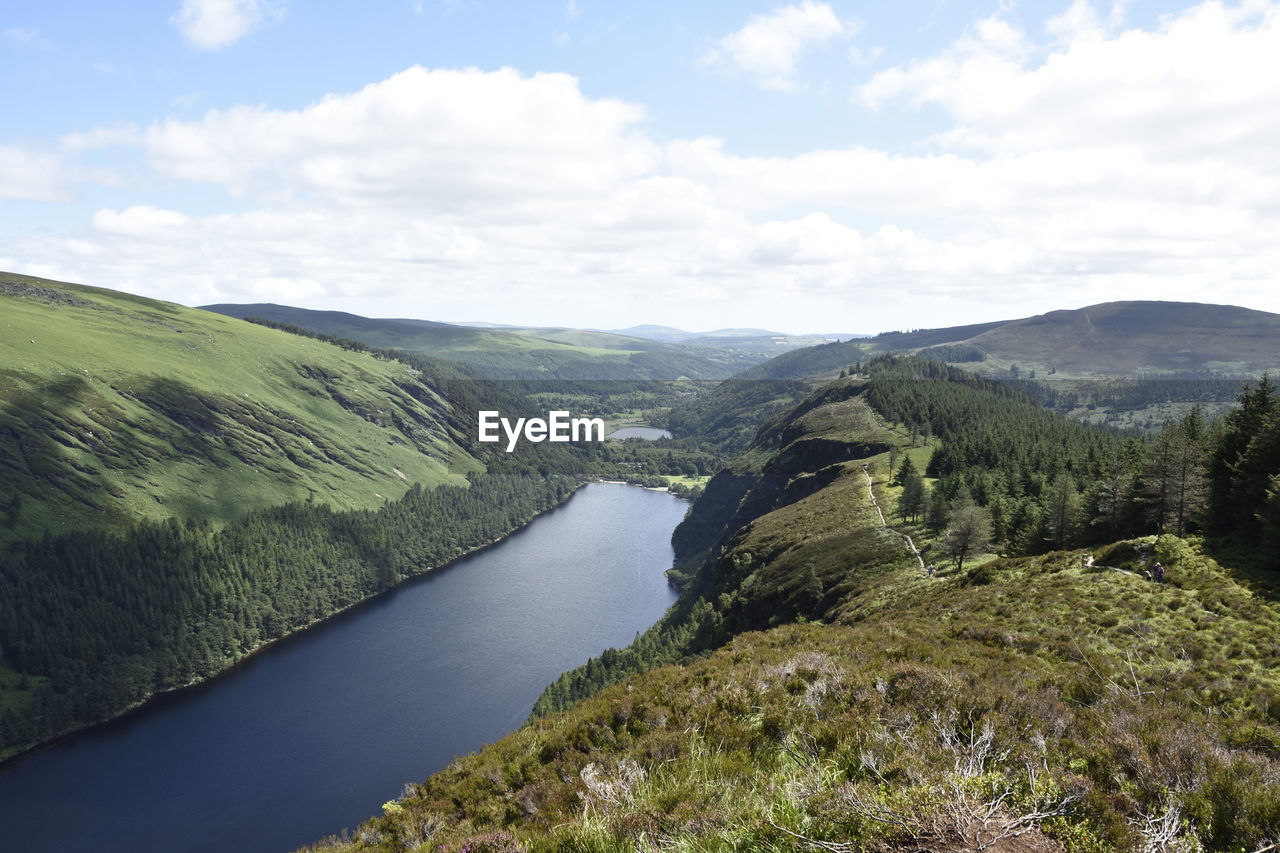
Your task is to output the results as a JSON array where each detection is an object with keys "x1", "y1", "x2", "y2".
[{"x1": 738, "y1": 299, "x2": 1280, "y2": 381}]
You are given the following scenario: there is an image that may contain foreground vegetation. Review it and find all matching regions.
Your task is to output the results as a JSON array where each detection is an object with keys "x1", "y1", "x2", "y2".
[
  {"x1": 303, "y1": 538, "x2": 1280, "y2": 853},
  {"x1": 302, "y1": 356, "x2": 1280, "y2": 851}
]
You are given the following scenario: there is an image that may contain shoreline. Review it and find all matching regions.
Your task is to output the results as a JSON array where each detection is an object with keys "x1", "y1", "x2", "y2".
[
  {"x1": 595, "y1": 478, "x2": 675, "y2": 492},
  {"x1": 0, "y1": 479, "x2": 596, "y2": 770}
]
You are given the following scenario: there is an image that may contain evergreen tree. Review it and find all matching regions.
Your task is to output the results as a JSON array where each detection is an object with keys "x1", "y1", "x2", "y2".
[
  {"x1": 1045, "y1": 471, "x2": 1081, "y2": 551},
  {"x1": 1258, "y1": 474, "x2": 1280, "y2": 571},
  {"x1": 944, "y1": 499, "x2": 991, "y2": 572},
  {"x1": 894, "y1": 454, "x2": 918, "y2": 486},
  {"x1": 925, "y1": 484, "x2": 950, "y2": 533},
  {"x1": 897, "y1": 468, "x2": 925, "y2": 523},
  {"x1": 1207, "y1": 374, "x2": 1277, "y2": 536}
]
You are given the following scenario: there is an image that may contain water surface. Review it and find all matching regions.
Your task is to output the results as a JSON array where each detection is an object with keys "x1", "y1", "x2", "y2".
[
  {"x1": 0, "y1": 483, "x2": 685, "y2": 853},
  {"x1": 607, "y1": 426, "x2": 673, "y2": 440}
]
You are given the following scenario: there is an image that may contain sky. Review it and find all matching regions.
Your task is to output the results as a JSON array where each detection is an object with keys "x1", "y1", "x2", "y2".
[{"x1": 2, "y1": 0, "x2": 1278, "y2": 334}]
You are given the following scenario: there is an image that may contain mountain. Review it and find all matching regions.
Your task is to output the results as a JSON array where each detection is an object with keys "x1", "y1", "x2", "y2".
[
  {"x1": 200, "y1": 304, "x2": 762, "y2": 380},
  {"x1": 613, "y1": 324, "x2": 799, "y2": 342},
  {"x1": 742, "y1": 301, "x2": 1280, "y2": 381},
  {"x1": 307, "y1": 357, "x2": 1280, "y2": 852},
  {"x1": 941, "y1": 300, "x2": 1280, "y2": 378},
  {"x1": 1, "y1": 273, "x2": 483, "y2": 543},
  {"x1": 610, "y1": 324, "x2": 698, "y2": 342},
  {"x1": 2, "y1": 271, "x2": 636, "y2": 761},
  {"x1": 614, "y1": 324, "x2": 862, "y2": 357}
]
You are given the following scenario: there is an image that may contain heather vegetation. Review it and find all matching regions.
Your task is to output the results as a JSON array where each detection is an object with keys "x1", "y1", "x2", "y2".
[
  {"x1": 309, "y1": 355, "x2": 1280, "y2": 852},
  {"x1": 302, "y1": 541, "x2": 1280, "y2": 853}
]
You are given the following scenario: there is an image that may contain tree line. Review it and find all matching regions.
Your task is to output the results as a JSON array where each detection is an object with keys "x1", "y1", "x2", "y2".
[
  {"x1": 0, "y1": 467, "x2": 582, "y2": 757},
  {"x1": 866, "y1": 356, "x2": 1280, "y2": 569}
]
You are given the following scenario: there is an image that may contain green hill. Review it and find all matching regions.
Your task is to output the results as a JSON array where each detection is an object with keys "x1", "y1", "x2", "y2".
[
  {"x1": 200, "y1": 303, "x2": 763, "y2": 380},
  {"x1": 303, "y1": 357, "x2": 1280, "y2": 852},
  {"x1": 312, "y1": 543, "x2": 1280, "y2": 853},
  {"x1": 742, "y1": 301, "x2": 1280, "y2": 382},
  {"x1": 948, "y1": 301, "x2": 1280, "y2": 378},
  {"x1": 1, "y1": 271, "x2": 625, "y2": 760},
  {"x1": 1, "y1": 272, "x2": 482, "y2": 543}
]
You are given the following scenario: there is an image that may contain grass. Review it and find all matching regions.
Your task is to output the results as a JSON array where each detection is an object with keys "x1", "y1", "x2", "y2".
[
  {"x1": 291, "y1": 383, "x2": 1280, "y2": 852},
  {"x1": 300, "y1": 541, "x2": 1280, "y2": 853},
  {"x1": 658, "y1": 474, "x2": 710, "y2": 488},
  {"x1": 1, "y1": 272, "x2": 479, "y2": 542}
]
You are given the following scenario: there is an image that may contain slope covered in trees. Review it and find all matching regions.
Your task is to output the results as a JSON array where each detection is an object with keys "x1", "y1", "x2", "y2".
[{"x1": 0, "y1": 272, "x2": 681, "y2": 760}]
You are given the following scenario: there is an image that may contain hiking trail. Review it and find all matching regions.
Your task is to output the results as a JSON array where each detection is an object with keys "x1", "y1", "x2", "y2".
[{"x1": 861, "y1": 463, "x2": 925, "y2": 570}]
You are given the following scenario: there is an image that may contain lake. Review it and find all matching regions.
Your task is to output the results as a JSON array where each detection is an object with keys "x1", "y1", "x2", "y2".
[
  {"x1": 0, "y1": 483, "x2": 685, "y2": 853},
  {"x1": 606, "y1": 426, "x2": 673, "y2": 440}
]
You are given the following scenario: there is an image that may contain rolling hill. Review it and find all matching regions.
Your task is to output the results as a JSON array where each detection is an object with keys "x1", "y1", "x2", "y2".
[
  {"x1": 0, "y1": 270, "x2": 615, "y2": 761},
  {"x1": 305, "y1": 358, "x2": 1280, "y2": 853},
  {"x1": 941, "y1": 300, "x2": 1280, "y2": 378},
  {"x1": 739, "y1": 301, "x2": 1280, "y2": 381},
  {"x1": 201, "y1": 304, "x2": 763, "y2": 380},
  {"x1": 1, "y1": 272, "x2": 482, "y2": 543}
]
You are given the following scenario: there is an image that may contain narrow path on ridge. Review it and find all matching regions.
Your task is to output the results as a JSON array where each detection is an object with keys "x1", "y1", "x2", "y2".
[{"x1": 861, "y1": 463, "x2": 925, "y2": 571}]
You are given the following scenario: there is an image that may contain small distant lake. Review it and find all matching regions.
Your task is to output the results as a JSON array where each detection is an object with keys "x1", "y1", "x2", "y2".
[
  {"x1": 607, "y1": 426, "x2": 673, "y2": 440},
  {"x1": 0, "y1": 483, "x2": 686, "y2": 853}
]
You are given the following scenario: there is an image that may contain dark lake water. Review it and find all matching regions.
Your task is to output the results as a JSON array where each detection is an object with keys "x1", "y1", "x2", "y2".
[
  {"x1": 607, "y1": 426, "x2": 673, "y2": 440},
  {"x1": 0, "y1": 483, "x2": 685, "y2": 853}
]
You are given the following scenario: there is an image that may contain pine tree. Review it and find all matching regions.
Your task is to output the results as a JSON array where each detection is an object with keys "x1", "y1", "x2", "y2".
[
  {"x1": 897, "y1": 469, "x2": 925, "y2": 523},
  {"x1": 894, "y1": 454, "x2": 918, "y2": 486},
  {"x1": 1207, "y1": 374, "x2": 1277, "y2": 536},
  {"x1": 1045, "y1": 471, "x2": 1081, "y2": 550},
  {"x1": 925, "y1": 484, "x2": 950, "y2": 533}
]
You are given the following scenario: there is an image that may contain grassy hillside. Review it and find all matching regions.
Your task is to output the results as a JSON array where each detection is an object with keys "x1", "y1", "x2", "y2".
[
  {"x1": 306, "y1": 539, "x2": 1280, "y2": 853},
  {"x1": 302, "y1": 361, "x2": 1280, "y2": 852},
  {"x1": 1, "y1": 272, "x2": 480, "y2": 543},
  {"x1": 201, "y1": 303, "x2": 762, "y2": 380},
  {"x1": 0, "y1": 272, "x2": 642, "y2": 760}
]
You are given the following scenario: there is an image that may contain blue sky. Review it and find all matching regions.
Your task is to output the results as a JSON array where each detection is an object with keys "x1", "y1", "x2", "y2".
[{"x1": 3, "y1": 0, "x2": 1278, "y2": 333}]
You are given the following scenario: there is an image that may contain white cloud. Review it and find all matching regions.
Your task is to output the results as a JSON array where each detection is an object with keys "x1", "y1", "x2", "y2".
[
  {"x1": 92, "y1": 206, "x2": 192, "y2": 237},
  {"x1": 142, "y1": 66, "x2": 660, "y2": 206},
  {"x1": 171, "y1": 0, "x2": 282, "y2": 50},
  {"x1": 704, "y1": 1, "x2": 847, "y2": 91},
  {"x1": 0, "y1": 145, "x2": 68, "y2": 201},
  {"x1": 60, "y1": 123, "x2": 144, "y2": 153},
  {"x1": 847, "y1": 45, "x2": 884, "y2": 66},
  {"x1": 7, "y1": 2, "x2": 1280, "y2": 331},
  {"x1": 859, "y1": 0, "x2": 1280, "y2": 164}
]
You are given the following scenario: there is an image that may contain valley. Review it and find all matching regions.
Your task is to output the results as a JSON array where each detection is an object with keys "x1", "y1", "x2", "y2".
[{"x1": 3, "y1": 272, "x2": 1280, "y2": 853}]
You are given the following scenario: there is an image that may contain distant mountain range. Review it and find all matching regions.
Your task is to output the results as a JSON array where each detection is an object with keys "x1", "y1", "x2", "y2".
[
  {"x1": 200, "y1": 304, "x2": 856, "y2": 379},
  {"x1": 741, "y1": 300, "x2": 1280, "y2": 380}
]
